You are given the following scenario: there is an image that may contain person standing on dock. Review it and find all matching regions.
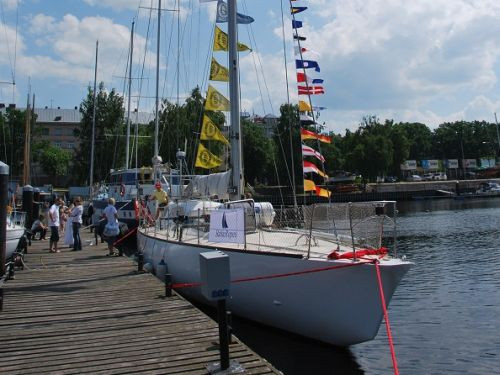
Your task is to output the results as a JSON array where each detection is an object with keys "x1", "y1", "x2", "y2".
[
  {"x1": 70, "y1": 197, "x2": 83, "y2": 251},
  {"x1": 48, "y1": 197, "x2": 62, "y2": 253},
  {"x1": 102, "y1": 198, "x2": 119, "y2": 256}
]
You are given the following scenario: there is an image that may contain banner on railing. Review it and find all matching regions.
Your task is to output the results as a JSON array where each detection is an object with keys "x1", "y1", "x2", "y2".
[{"x1": 209, "y1": 208, "x2": 245, "y2": 244}]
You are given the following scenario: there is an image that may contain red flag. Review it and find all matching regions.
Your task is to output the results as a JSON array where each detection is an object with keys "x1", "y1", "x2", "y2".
[
  {"x1": 298, "y1": 85, "x2": 325, "y2": 95},
  {"x1": 301, "y1": 128, "x2": 332, "y2": 144},
  {"x1": 302, "y1": 144, "x2": 325, "y2": 163},
  {"x1": 303, "y1": 161, "x2": 328, "y2": 178}
]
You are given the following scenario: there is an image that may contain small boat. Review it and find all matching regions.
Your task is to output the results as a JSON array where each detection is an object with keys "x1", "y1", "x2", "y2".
[{"x1": 475, "y1": 181, "x2": 500, "y2": 195}]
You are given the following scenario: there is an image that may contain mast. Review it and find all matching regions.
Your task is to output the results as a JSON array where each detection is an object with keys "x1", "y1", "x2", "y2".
[
  {"x1": 22, "y1": 92, "x2": 31, "y2": 186},
  {"x1": 125, "y1": 21, "x2": 135, "y2": 170},
  {"x1": 228, "y1": 0, "x2": 243, "y2": 200},
  {"x1": 89, "y1": 40, "x2": 98, "y2": 194},
  {"x1": 154, "y1": 0, "x2": 161, "y2": 164}
]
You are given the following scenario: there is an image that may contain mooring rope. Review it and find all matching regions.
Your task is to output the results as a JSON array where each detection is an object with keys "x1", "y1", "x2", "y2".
[{"x1": 374, "y1": 261, "x2": 400, "y2": 375}]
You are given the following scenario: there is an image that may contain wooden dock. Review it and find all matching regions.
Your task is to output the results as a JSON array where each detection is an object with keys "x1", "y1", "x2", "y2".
[{"x1": 0, "y1": 231, "x2": 281, "y2": 374}]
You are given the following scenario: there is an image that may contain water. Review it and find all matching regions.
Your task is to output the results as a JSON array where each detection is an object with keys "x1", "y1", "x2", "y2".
[{"x1": 222, "y1": 198, "x2": 500, "y2": 374}]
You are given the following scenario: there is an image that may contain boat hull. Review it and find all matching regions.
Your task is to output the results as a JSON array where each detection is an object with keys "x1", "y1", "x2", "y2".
[
  {"x1": 6, "y1": 227, "x2": 24, "y2": 259},
  {"x1": 138, "y1": 230, "x2": 411, "y2": 346}
]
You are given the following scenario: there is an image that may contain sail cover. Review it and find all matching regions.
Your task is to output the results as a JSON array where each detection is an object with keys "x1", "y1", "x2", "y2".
[{"x1": 184, "y1": 170, "x2": 231, "y2": 199}]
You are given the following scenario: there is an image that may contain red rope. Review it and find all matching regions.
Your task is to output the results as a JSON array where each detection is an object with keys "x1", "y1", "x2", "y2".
[
  {"x1": 374, "y1": 261, "x2": 400, "y2": 375},
  {"x1": 113, "y1": 227, "x2": 137, "y2": 246},
  {"x1": 171, "y1": 259, "x2": 372, "y2": 289}
]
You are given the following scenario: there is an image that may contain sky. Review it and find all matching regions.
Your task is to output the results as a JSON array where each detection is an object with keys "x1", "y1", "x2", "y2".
[{"x1": 1, "y1": 0, "x2": 500, "y2": 135}]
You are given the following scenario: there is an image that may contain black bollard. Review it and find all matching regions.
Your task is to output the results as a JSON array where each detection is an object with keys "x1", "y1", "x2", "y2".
[
  {"x1": 137, "y1": 252, "x2": 144, "y2": 272},
  {"x1": 217, "y1": 299, "x2": 230, "y2": 371},
  {"x1": 22, "y1": 185, "x2": 34, "y2": 230},
  {"x1": 165, "y1": 273, "x2": 172, "y2": 297},
  {"x1": 226, "y1": 310, "x2": 233, "y2": 344},
  {"x1": 32, "y1": 188, "x2": 40, "y2": 223}
]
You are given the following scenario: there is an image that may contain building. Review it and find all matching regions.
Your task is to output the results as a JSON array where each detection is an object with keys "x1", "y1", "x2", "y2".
[{"x1": 249, "y1": 113, "x2": 279, "y2": 138}]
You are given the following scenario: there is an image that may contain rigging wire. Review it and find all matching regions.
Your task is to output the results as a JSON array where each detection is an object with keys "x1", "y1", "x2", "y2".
[{"x1": 0, "y1": 0, "x2": 15, "y2": 85}]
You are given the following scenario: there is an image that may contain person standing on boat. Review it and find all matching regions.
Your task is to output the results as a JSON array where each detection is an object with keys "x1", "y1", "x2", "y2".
[
  {"x1": 149, "y1": 182, "x2": 169, "y2": 222},
  {"x1": 102, "y1": 198, "x2": 119, "y2": 256},
  {"x1": 48, "y1": 197, "x2": 62, "y2": 253},
  {"x1": 70, "y1": 197, "x2": 83, "y2": 251}
]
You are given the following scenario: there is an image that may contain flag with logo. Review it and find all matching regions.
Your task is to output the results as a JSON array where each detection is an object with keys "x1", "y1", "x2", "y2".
[
  {"x1": 205, "y1": 85, "x2": 230, "y2": 111},
  {"x1": 216, "y1": 0, "x2": 254, "y2": 24},
  {"x1": 209, "y1": 58, "x2": 229, "y2": 81},
  {"x1": 195, "y1": 142, "x2": 222, "y2": 169},
  {"x1": 214, "y1": 26, "x2": 251, "y2": 52},
  {"x1": 201, "y1": 115, "x2": 229, "y2": 144}
]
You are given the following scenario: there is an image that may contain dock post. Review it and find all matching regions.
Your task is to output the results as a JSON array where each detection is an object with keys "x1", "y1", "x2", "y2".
[
  {"x1": 226, "y1": 310, "x2": 233, "y2": 343},
  {"x1": 165, "y1": 272, "x2": 172, "y2": 297},
  {"x1": 22, "y1": 185, "x2": 34, "y2": 230},
  {"x1": 0, "y1": 162, "x2": 9, "y2": 312},
  {"x1": 217, "y1": 299, "x2": 230, "y2": 371},
  {"x1": 137, "y1": 252, "x2": 144, "y2": 272},
  {"x1": 33, "y1": 188, "x2": 40, "y2": 222}
]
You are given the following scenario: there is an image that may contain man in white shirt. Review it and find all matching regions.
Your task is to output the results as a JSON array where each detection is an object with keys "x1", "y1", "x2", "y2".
[{"x1": 48, "y1": 197, "x2": 62, "y2": 253}]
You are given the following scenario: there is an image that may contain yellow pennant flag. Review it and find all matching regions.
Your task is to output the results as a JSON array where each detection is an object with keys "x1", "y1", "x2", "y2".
[
  {"x1": 210, "y1": 58, "x2": 229, "y2": 82},
  {"x1": 299, "y1": 100, "x2": 312, "y2": 112},
  {"x1": 195, "y1": 142, "x2": 222, "y2": 169},
  {"x1": 213, "y1": 26, "x2": 251, "y2": 52},
  {"x1": 201, "y1": 115, "x2": 229, "y2": 145},
  {"x1": 205, "y1": 85, "x2": 230, "y2": 111},
  {"x1": 316, "y1": 187, "x2": 331, "y2": 198},
  {"x1": 304, "y1": 179, "x2": 316, "y2": 192}
]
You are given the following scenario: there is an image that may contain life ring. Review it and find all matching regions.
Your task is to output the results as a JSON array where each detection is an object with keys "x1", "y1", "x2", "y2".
[{"x1": 120, "y1": 184, "x2": 126, "y2": 197}]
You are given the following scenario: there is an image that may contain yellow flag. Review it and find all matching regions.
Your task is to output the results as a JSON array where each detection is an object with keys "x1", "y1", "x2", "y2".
[
  {"x1": 210, "y1": 58, "x2": 229, "y2": 82},
  {"x1": 205, "y1": 85, "x2": 230, "y2": 111},
  {"x1": 299, "y1": 100, "x2": 312, "y2": 112},
  {"x1": 304, "y1": 179, "x2": 316, "y2": 192},
  {"x1": 316, "y1": 187, "x2": 331, "y2": 198},
  {"x1": 213, "y1": 26, "x2": 251, "y2": 52},
  {"x1": 195, "y1": 142, "x2": 222, "y2": 169},
  {"x1": 201, "y1": 115, "x2": 229, "y2": 145}
]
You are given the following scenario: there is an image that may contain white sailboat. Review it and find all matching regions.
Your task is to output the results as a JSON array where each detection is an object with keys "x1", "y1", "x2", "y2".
[{"x1": 136, "y1": 0, "x2": 412, "y2": 346}]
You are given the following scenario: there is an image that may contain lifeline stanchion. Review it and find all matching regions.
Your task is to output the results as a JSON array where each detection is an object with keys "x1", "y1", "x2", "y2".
[{"x1": 374, "y1": 261, "x2": 400, "y2": 375}]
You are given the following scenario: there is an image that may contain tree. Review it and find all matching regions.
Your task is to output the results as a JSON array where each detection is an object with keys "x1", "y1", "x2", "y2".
[
  {"x1": 38, "y1": 145, "x2": 71, "y2": 184},
  {"x1": 242, "y1": 119, "x2": 273, "y2": 185},
  {"x1": 0, "y1": 108, "x2": 28, "y2": 177},
  {"x1": 75, "y1": 83, "x2": 125, "y2": 184},
  {"x1": 272, "y1": 104, "x2": 301, "y2": 189},
  {"x1": 398, "y1": 122, "x2": 433, "y2": 160}
]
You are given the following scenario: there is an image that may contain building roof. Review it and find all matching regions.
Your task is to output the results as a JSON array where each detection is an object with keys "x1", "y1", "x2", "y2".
[{"x1": 0, "y1": 107, "x2": 153, "y2": 125}]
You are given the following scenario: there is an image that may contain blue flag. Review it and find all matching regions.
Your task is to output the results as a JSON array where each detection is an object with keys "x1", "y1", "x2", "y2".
[
  {"x1": 312, "y1": 78, "x2": 324, "y2": 84},
  {"x1": 216, "y1": 0, "x2": 254, "y2": 24},
  {"x1": 291, "y1": 6, "x2": 307, "y2": 14},
  {"x1": 292, "y1": 20, "x2": 303, "y2": 29},
  {"x1": 296, "y1": 59, "x2": 320, "y2": 72}
]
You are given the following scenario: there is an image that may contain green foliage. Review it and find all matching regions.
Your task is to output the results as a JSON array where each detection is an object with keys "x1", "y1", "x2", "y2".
[
  {"x1": 0, "y1": 108, "x2": 28, "y2": 176},
  {"x1": 242, "y1": 119, "x2": 274, "y2": 185},
  {"x1": 38, "y1": 145, "x2": 71, "y2": 179},
  {"x1": 75, "y1": 82, "x2": 125, "y2": 184}
]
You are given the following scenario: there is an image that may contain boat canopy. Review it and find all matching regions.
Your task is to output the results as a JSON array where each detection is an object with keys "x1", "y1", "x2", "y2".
[{"x1": 184, "y1": 170, "x2": 231, "y2": 200}]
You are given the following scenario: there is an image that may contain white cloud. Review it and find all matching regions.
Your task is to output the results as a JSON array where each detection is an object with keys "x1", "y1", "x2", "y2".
[{"x1": 1, "y1": 0, "x2": 20, "y2": 12}]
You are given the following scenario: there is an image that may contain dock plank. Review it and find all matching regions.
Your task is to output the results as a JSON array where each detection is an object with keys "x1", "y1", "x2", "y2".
[{"x1": 0, "y1": 231, "x2": 281, "y2": 374}]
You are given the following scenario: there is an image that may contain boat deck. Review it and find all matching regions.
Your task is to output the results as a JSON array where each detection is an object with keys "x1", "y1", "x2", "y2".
[
  {"x1": 144, "y1": 225, "x2": 362, "y2": 260},
  {"x1": 0, "y1": 231, "x2": 281, "y2": 374}
]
